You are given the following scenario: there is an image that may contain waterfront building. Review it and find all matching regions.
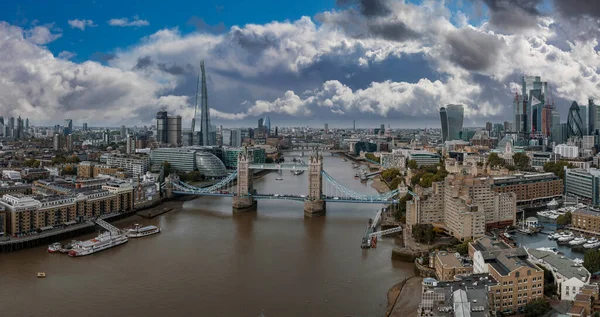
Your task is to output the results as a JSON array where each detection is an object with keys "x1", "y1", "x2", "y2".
[
  {"x1": 223, "y1": 147, "x2": 266, "y2": 169},
  {"x1": 433, "y1": 251, "x2": 473, "y2": 281},
  {"x1": 105, "y1": 154, "x2": 150, "y2": 177},
  {"x1": 150, "y1": 148, "x2": 197, "y2": 172},
  {"x1": 554, "y1": 144, "x2": 579, "y2": 158},
  {"x1": 491, "y1": 173, "x2": 563, "y2": 207},
  {"x1": 406, "y1": 174, "x2": 517, "y2": 240},
  {"x1": 195, "y1": 151, "x2": 227, "y2": 178},
  {"x1": 527, "y1": 248, "x2": 590, "y2": 301},
  {"x1": 395, "y1": 149, "x2": 440, "y2": 167},
  {"x1": 468, "y1": 236, "x2": 544, "y2": 314},
  {"x1": 155, "y1": 111, "x2": 182, "y2": 146},
  {"x1": 564, "y1": 169, "x2": 600, "y2": 206},
  {"x1": 417, "y1": 274, "x2": 497, "y2": 316},
  {"x1": 571, "y1": 208, "x2": 600, "y2": 234}
]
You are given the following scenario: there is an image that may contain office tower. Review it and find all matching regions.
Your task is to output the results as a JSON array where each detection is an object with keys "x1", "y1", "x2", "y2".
[
  {"x1": 589, "y1": 98, "x2": 597, "y2": 136},
  {"x1": 82, "y1": 123, "x2": 88, "y2": 131},
  {"x1": 8, "y1": 117, "x2": 14, "y2": 129},
  {"x1": 258, "y1": 118, "x2": 264, "y2": 131},
  {"x1": 380, "y1": 124, "x2": 385, "y2": 133},
  {"x1": 25, "y1": 118, "x2": 29, "y2": 130},
  {"x1": 325, "y1": 123, "x2": 328, "y2": 133},
  {"x1": 53, "y1": 134, "x2": 61, "y2": 151},
  {"x1": 541, "y1": 105, "x2": 553, "y2": 137},
  {"x1": 15, "y1": 116, "x2": 22, "y2": 140},
  {"x1": 441, "y1": 104, "x2": 464, "y2": 142},
  {"x1": 156, "y1": 110, "x2": 168, "y2": 144},
  {"x1": 552, "y1": 123, "x2": 568, "y2": 144},
  {"x1": 222, "y1": 129, "x2": 232, "y2": 146},
  {"x1": 64, "y1": 119, "x2": 73, "y2": 135},
  {"x1": 199, "y1": 61, "x2": 212, "y2": 146},
  {"x1": 3, "y1": 125, "x2": 9, "y2": 138},
  {"x1": 440, "y1": 107, "x2": 448, "y2": 142},
  {"x1": 0, "y1": 116, "x2": 4, "y2": 126},
  {"x1": 567, "y1": 101, "x2": 584, "y2": 139},
  {"x1": 275, "y1": 126, "x2": 278, "y2": 136},
  {"x1": 485, "y1": 122, "x2": 492, "y2": 131},
  {"x1": 353, "y1": 120, "x2": 356, "y2": 130},
  {"x1": 513, "y1": 93, "x2": 524, "y2": 133},
  {"x1": 66, "y1": 134, "x2": 74, "y2": 151},
  {"x1": 264, "y1": 116, "x2": 271, "y2": 136},
  {"x1": 103, "y1": 129, "x2": 110, "y2": 144},
  {"x1": 521, "y1": 76, "x2": 549, "y2": 135},
  {"x1": 120, "y1": 125, "x2": 126, "y2": 137},
  {"x1": 503, "y1": 121, "x2": 510, "y2": 132},
  {"x1": 167, "y1": 115, "x2": 182, "y2": 146},
  {"x1": 230, "y1": 129, "x2": 242, "y2": 147},
  {"x1": 126, "y1": 135, "x2": 135, "y2": 154}
]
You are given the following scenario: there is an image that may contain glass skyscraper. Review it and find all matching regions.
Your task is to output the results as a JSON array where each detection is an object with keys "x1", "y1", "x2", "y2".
[
  {"x1": 567, "y1": 101, "x2": 584, "y2": 139},
  {"x1": 439, "y1": 104, "x2": 464, "y2": 142}
]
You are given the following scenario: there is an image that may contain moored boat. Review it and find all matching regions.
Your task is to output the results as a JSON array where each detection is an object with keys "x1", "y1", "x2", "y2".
[
  {"x1": 47, "y1": 242, "x2": 62, "y2": 253},
  {"x1": 291, "y1": 170, "x2": 304, "y2": 175},
  {"x1": 68, "y1": 231, "x2": 128, "y2": 257},
  {"x1": 125, "y1": 223, "x2": 161, "y2": 238},
  {"x1": 569, "y1": 237, "x2": 587, "y2": 246},
  {"x1": 584, "y1": 241, "x2": 600, "y2": 249},
  {"x1": 558, "y1": 232, "x2": 575, "y2": 243}
]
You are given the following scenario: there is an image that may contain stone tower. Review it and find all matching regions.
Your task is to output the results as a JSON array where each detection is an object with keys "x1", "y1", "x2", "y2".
[
  {"x1": 233, "y1": 146, "x2": 256, "y2": 212},
  {"x1": 304, "y1": 150, "x2": 326, "y2": 217}
]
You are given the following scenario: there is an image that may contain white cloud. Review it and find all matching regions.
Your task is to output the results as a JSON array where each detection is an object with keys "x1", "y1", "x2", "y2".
[
  {"x1": 24, "y1": 25, "x2": 62, "y2": 45},
  {"x1": 68, "y1": 19, "x2": 96, "y2": 31},
  {"x1": 108, "y1": 16, "x2": 149, "y2": 27},
  {"x1": 57, "y1": 51, "x2": 76, "y2": 60}
]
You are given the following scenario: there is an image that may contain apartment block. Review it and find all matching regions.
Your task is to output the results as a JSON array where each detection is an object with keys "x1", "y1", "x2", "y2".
[
  {"x1": 406, "y1": 174, "x2": 517, "y2": 241},
  {"x1": 105, "y1": 154, "x2": 150, "y2": 177},
  {"x1": 572, "y1": 208, "x2": 600, "y2": 233},
  {"x1": 433, "y1": 251, "x2": 474, "y2": 281},
  {"x1": 492, "y1": 173, "x2": 563, "y2": 207},
  {"x1": 469, "y1": 237, "x2": 544, "y2": 314}
]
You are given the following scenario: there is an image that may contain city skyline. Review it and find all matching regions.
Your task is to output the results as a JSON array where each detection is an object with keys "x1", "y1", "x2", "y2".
[{"x1": 0, "y1": 1, "x2": 599, "y2": 127}]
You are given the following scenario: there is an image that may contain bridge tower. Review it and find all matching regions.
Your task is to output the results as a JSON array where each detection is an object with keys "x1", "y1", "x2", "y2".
[
  {"x1": 233, "y1": 147, "x2": 257, "y2": 212},
  {"x1": 304, "y1": 150, "x2": 326, "y2": 217},
  {"x1": 164, "y1": 173, "x2": 178, "y2": 199}
]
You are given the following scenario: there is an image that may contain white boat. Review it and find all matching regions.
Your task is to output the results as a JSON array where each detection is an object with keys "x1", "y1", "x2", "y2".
[
  {"x1": 125, "y1": 223, "x2": 161, "y2": 238},
  {"x1": 588, "y1": 237, "x2": 599, "y2": 244},
  {"x1": 47, "y1": 242, "x2": 62, "y2": 253},
  {"x1": 68, "y1": 231, "x2": 128, "y2": 257},
  {"x1": 584, "y1": 241, "x2": 600, "y2": 248},
  {"x1": 291, "y1": 170, "x2": 304, "y2": 175},
  {"x1": 558, "y1": 232, "x2": 575, "y2": 242},
  {"x1": 547, "y1": 199, "x2": 559, "y2": 209},
  {"x1": 536, "y1": 247, "x2": 558, "y2": 254},
  {"x1": 569, "y1": 237, "x2": 587, "y2": 246},
  {"x1": 275, "y1": 177, "x2": 283, "y2": 181}
]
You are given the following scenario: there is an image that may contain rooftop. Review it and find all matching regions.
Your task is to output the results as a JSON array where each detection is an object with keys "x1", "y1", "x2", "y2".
[
  {"x1": 423, "y1": 274, "x2": 497, "y2": 317},
  {"x1": 528, "y1": 249, "x2": 589, "y2": 281},
  {"x1": 437, "y1": 251, "x2": 471, "y2": 268},
  {"x1": 471, "y1": 236, "x2": 540, "y2": 275}
]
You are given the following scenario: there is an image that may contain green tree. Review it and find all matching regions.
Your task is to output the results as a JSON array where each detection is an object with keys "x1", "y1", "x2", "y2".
[
  {"x1": 584, "y1": 249, "x2": 600, "y2": 274},
  {"x1": 543, "y1": 160, "x2": 574, "y2": 179},
  {"x1": 66, "y1": 155, "x2": 80, "y2": 164},
  {"x1": 456, "y1": 241, "x2": 470, "y2": 255},
  {"x1": 395, "y1": 193, "x2": 412, "y2": 221},
  {"x1": 162, "y1": 161, "x2": 171, "y2": 176},
  {"x1": 418, "y1": 173, "x2": 435, "y2": 188},
  {"x1": 382, "y1": 168, "x2": 401, "y2": 182},
  {"x1": 62, "y1": 165, "x2": 77, "y2": 175},
  {"x1": 556, "y1": 211, "x2": 572, "y2": 226},
  {"x1": 541, "y1": 266, "x2": 557, "y2": 295},
  {"x1": 407, "y1": 159, "x2": 418, "y2": 169},
  {"x1": 523, "y1": 298, "x2": 550, "y2": 317},
  {"x1": 365, "y1": 153, "x2": 380, "y2": 163},
  {"x1": 412, "y1": 224, "x2": 435, "y2": 244},
  {"x1": 23, "y1": 158, "x2": 40, "y2": 168},
  {"x1": 513, "y1": 152, "x2": 530, "y2": 170},
  {"x1": 487, "y1": 152, "x2": 505, "y2": 167}
]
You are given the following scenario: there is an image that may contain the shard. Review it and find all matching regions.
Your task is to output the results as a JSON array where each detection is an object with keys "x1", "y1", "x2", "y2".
[{"x1": 200, "y1": 61, "x2": 211, "y2": 146}]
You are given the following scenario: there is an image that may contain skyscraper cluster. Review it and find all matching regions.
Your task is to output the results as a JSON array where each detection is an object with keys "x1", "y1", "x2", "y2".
[
  {"x1": 156, "y1": 110, "x2": 182, "y2": 146},
  {"x1": 0, "y1": 115, "x2": 29, "y2": 140},
  {"x1": 439, "y1": 104, "x2": 464, "y2": 142}
]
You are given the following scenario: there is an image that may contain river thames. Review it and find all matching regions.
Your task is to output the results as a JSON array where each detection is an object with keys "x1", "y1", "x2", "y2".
[{"x1": 0, "y1": 153, "x2": 413, "y2": 317}]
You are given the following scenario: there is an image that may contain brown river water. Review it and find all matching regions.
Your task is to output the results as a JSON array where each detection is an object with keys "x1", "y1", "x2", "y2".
[{"x1": 0, "y1": 153, "x2": 413, "y2": 317}]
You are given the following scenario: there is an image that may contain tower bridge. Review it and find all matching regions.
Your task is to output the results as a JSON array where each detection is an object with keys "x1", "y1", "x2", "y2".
[{"x1": 166, "y1": 148, "x2": 400, "y2": 216}]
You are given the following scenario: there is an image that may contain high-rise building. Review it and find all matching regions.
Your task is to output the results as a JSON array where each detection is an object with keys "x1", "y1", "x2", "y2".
[
  {"x1": 8, "y1": 117, "x2": 14, "y2": 129},
  {"x1": 353, "y1": 120, "x2": 356, "y2": 130},
  {"x1": 126, "y1": 135, "x2": 135, "y2": 154},
  {"x1": 258, "y1": 118, "x2": 263, "y2": 131},
  {"x1": 441, "y1": 104, "x2": 464, "y2": 142},
  {"x1": 82, "y1": 123, "x2": 88, "y2": 131},
  {"x1": 0, "y1": 116, "x2": 4, "y2": 126},
  {"x1": 580, "y1": 105, "x2": 589, "y2": 135},
  {"x1": 64, "y1": 119, "x2": 73, "y2": 135},
  {"x1": 485, "y1": 122, "x2": 492, "y2": 131},
  {"x1": 230, "y1": 129, "x2": 242, "y2": 147},
  {"x1": 567, "y1": 101, "x2": 584, "y2": 139},
  {"x1": 103, "y1": 129, "x2": 110, "y2": 144},
  {"x1": 440, "y1": 107, "x2": 448, "y2": 142},
  {"x1": 53, "y1": 134, "x2": 61, "y2": 151},
  {"x1": 25, "y1": 118, "x2": 29, "y2": 130},
  {"x1": 66, "y1": 134, "x2": 74, "y2": 151},
  {"x1": 552, "y1": 123, "x2": 568, "y2": 144},
  {"x1": 167, "y1": 115, "x2": 182, "y2": 146},
  {"x1": 15, "y1": 116, "x2": 23, "y2": 140},
  {"x1": 120, "y1": 125, "x2": 126, "y2": 137},
  {"x1": 589, "y1": 98, "x2": 597, "y2": 136},
  {"x1": 324, "y1": 123, "x2": 328, "y2": 133},
  {"x1": 156, "y1": 111, "x2": 168, "y2": 144},
  {"x1": 521, "y1": 76, "x2": 550, "y2": 135},
  {"x1": 263, "y1": 116, "x2": 271, "y2": 136},
  {"x1": 199, "y1": 61, "x2": 212, "y2": 146}
]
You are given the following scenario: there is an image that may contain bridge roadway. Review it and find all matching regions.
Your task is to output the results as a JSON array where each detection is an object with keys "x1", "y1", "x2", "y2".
[
  {"x1": 248, "y1": 163, "x2": 308, "y2": 170},
  {"x1": 172, "y1": 191, "x2": 398, "y2": 204}
]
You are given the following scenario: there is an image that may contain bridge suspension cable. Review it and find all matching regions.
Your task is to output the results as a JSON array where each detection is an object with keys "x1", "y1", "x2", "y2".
[{"x1": 321, "y1": 171, "x2": 399, "y2": 201}]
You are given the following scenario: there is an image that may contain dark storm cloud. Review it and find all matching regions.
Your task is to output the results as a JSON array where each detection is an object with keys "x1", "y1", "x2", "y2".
[
  {"x1": 476, "y1": 0, "x2": 543, "y2": 32},
  {"x1": 554, "y1": 0, "x2": 600, "y2": 18},
  {"x1": 157, "y1": 63, "x2": 190, "y2": 75},
  {"x1": 187, "y1": 16, "x2": 226, "y2": 34},
  {"x1": 229, "y1": 28, "x2": 281, "y2": 52},
  {"x1": 446, "y1": 28, "x2": 505, "y2": 71},
  {"x1": 367, "y1": 20, "x2": 419, "y2": 41},
  {"x1": 90, "y1": 52, "x2": 116, "y2": 63},
  {"x1": 132, "y1": 56, "x2": 153, "y2": 71},
  {"x1": 336, "y1": 0, "x2": 392, "y2": 18}
]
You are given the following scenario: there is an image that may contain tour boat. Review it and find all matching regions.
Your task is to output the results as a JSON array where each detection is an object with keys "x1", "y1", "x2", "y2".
[
  {"x1": 558, "y1": 232, "x2": 575, "y2": 242},
  {"x1": 275, "y1": 177, "x2": 283, "y2": 181},
  {"x1": 37, "y1": 272, "x2": 46, "y2": 278},
  {"x1": 60, "y1": 240, "x2": 81, "y2": 254},
  {"x1": 68, "y1": 231, "x2": 128, "y2": 257},
  {"x1": 125, "y1": 223, "x2": 161, "y2": 238},
  {"x1": 47, "y1": 242, "x2": 62, "y2": 253},
  {"x1": 569, "y1": 237, "x2": 587, "y2": 246},
  {"x1": 291, "y1": 170, "x2": 304, "y2": 175}
]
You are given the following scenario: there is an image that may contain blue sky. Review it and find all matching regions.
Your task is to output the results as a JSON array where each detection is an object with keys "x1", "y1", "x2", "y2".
[{"x1": 0, "y1": 0, "x2": 599, "y2": 128}]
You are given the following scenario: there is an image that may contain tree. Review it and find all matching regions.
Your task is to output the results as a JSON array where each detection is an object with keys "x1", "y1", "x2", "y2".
[
  {"x1": 265, "y1": 157, "x2": 274, "y2": 163},
  {"x1": 412, "y1": 224, "x2": 435, "y2": 244},
  {"x1": 365, "y1": 153, "x2": 380, "y2": 163},
  {"x1": 541, "y1": 266, "x2": 557, "y2": 296},
  {"x1": 23, "y1": 158, "x2": 40, "y2": 168},
  {"x1": 556, "y1": 211, "x2": 572, "y2": 226},
  {"x1": 487, "y1": 152, "x2": 505, "y2": 167},
  {"x1": 407, "y1": 159, "x2": 418, "y2": 170},
  {"x1": 584, "y1": 249, "x2": 600, "y2": 274},
  {"x1": 523, "y1": 298, "x2": 550, "y2": 317},
  {"x1": 456, "y1": 241, "x2": 469, "y2": 255},
  {"x1": 162, "y1": 161, "x2": 171, "y2": 176},
  {"x1": 513, "y1": 152, "x2": 530, "y2": 170},
  {"x1": 418, "y1": 173, "x2": 435, "y2": 188},
  {"x1": 543, "y1": 160, "x2": 574, "y2": 179},
  {"x1": 66, "y1": 155, "x2": 80, "y2": 164},
  {"x1": 62, "y1": 165, "x2": 77, "y2": 175},
  {"x1": 382, "y1": 168, "x2": 401, "y2": 182}
]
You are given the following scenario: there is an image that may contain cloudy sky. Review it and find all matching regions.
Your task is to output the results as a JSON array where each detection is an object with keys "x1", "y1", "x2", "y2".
[{"x1": 0, "y1": 0, "x2": 599, "y2": 129}]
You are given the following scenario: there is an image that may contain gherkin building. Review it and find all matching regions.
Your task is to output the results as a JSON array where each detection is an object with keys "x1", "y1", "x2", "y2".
[{"x1": 567, "y1": 101, "x2": 584, "y2": 139}]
